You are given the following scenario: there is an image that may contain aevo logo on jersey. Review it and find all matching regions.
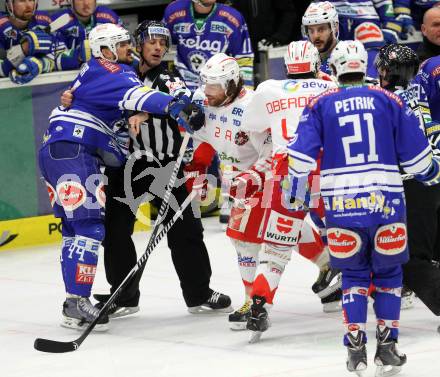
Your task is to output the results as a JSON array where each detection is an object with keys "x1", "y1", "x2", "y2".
[
  {"x1": 282, "y1": 80, "x2": 300, "y2": 93},
  {"x1": 210, "y1": 21, "x2": 233, "y2": 36},
  {"x1": 173, "y1": 22, "x2": 191, "y2": 34},
  {"x1": 178, "y1": 35, "x2": 223, "y2": 53}
]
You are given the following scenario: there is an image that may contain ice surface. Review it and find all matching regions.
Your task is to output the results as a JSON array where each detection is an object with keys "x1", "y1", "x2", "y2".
[{"x1": 0, "y1": 217, "x2": 438, "y2": 377}]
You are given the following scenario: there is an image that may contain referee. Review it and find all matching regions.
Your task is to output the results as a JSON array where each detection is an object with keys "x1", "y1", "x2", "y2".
[{"x1": 94, "y1": 20, "x2": 232, "y2": 316}]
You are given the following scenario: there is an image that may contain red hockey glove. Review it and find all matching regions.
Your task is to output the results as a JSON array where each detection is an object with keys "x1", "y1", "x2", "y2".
[
  {"x1": 229, "y1": 169, "x2": 264, "y2": 201},
  {"x1": 183, "y1": 162, "x2": 208, "y2": 201}
]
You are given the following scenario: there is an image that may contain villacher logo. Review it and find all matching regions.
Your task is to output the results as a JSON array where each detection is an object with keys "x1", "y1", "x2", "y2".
[{"x1": 0, "y1": 230, "x2": 18, "y2": 248}]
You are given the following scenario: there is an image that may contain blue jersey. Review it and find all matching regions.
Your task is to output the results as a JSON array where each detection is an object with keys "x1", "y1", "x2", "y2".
[
  {"x1": 326, "y1": 0, "x2": 395, "y2": 22},
  {"x1": 43, "y1": 58, "x2": 174, "y2": 166},
  {"x1": 288, "y1": 85, "x2": 432, "y2": 227},
  {"x1": 0, "y1": 11, "x2": 52, "y2": 76},
  {"x1": 163, "y1": 0, "x2": 253, "y2": 91},
  {"x1": 53, "y1": 6, "x2": 122, "y2": 70},
  {"x1": 414, "y1": 56, "x2": 440, "y2": 124}
]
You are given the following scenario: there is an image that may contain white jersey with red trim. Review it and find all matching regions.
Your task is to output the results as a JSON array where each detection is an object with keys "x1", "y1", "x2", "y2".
[
  {"x1": 242, "y1": 78, "x2": 337, "y2": 156},
  {"x1": 193, "y1": 88, "x2": 272, "y2": 174}
]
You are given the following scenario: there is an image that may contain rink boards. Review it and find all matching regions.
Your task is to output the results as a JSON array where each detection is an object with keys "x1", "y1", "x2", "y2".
[{"x1": 0, "y1": 203, "x2": 151, "y2": 251}]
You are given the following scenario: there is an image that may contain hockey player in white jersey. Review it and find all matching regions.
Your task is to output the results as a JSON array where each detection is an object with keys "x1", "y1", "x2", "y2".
[
  {"x1": 184, "y1": 53, "x2": 272, "y2": 330},
  {"x1": 240, "y1": 41, "x2": 340, "y2": 342},
  {"x1": 302, "y1": 1, "x2": 339, "y2": 76}
]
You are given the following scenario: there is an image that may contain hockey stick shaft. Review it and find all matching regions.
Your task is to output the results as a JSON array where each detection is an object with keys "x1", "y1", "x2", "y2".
[{"x1": 34, "y1": 189, "x2": 198, "y2": 353}]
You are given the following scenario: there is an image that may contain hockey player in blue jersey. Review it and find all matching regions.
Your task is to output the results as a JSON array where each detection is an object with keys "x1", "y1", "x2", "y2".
[
  {"x1": 415, "y1": 53, "x2": 440, "y2": 124},
  {"x1": 53, "y1": 0, "x2": 122, "y2": 71},
  {"x1": 302, "y1": 1, "x2": 339, "y2": 76},
  {"x1": 375, "y1": 43, "x2": 440, "y2": 317},
  {"x1": 0, "y1": 0, "x2": 55, "y2": 83},
  {"x1": 38, "y1": 23, "x2": 194, "y2": 331},
  {"x1": 162, "y1": 0, "x2": 254, "y2": 92},
  {"x1": 287, "y1": 40, "x2": 440, "y2": 375}
]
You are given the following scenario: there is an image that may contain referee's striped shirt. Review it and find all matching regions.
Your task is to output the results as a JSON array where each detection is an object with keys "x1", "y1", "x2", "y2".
[{"x1": 131, "y1": 64, "x2": 183, "y2": 161}]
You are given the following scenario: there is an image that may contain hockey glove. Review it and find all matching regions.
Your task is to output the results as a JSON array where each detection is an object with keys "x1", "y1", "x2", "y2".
[
  {"x1": 396, "y1": 14, "x2": 415, "y2": 40},
  {"x1": 168, "y1": 94, "x2": 200, "y2": 134},
  {"x1": 415, "y1": 155, "x2": 440, "y2": 186},
  {"x1": 183, "y1": 162, "x2": 208, "y2": 201},
  {"x1": 229, "y1": 169, "x2": 264, "y2": 201},
  {"x1": 21, "y1": 29, "x2": 54, "y2": 56},
  {"x1": 282, "y1": 175, "x2": 310, "y2": 211},
  {"x1": 9, "y1": 57, "x2": 43, "y2": 84}
]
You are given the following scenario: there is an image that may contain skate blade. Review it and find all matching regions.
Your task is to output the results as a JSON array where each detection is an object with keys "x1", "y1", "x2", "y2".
[
  {"x1": 188, "y1": 305, "x2": 234, "y2": 314},
  {"x1": 323, "y1": 300, "x2": 342, "y2": 313},
  {"x1": 229, "y1": 321, "x2": 247, "y2": 331},
  {"x1": 109, "y1": 306, "x2": 140, "y2": 319},
  {"x1": 249, "y1": 331, "x2": 263, "y2": 344},
  {"x1": 375, "y1": 365, "x2": 402, "y2": 377},
  {"x1": 61, "y1": 317, "x2": 109, "y2": 332}
]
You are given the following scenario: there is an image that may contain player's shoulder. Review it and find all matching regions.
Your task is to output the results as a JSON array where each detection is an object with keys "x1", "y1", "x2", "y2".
[
  {"x1": 95, "y1": 6, "x2": 120, "y2": 24},
  {"x1": 366, "y1": 85, "x2": 404, "y2": 107},
  {"x1": 236, "y1": 87, "x2": 254, "y2": 105},
  {"x1": 0, "y1": 12, "x2": 11, "y2": 30},
  {"x1": 420, "y1": 56, "x2": 440, "y2": 78},
  {"x1": 215, "y1": 3, "x2": 245, "y2": 29},
  {"x1": 34, "y1": 11, "x2": 52, "y2": 26},
  {"x1": 164, "y1": 0, "x2": 190, "y2": 23},
  {"x1": 307, "y1": 86, "x2": 341, "y2": 109}
]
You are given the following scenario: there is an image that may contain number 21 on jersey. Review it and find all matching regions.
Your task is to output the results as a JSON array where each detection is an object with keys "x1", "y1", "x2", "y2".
[{"x1": 339, "y1": 113, "x2": 379, "y2": 165}]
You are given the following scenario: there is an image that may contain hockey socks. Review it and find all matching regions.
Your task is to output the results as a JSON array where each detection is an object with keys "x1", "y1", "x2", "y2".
[{"x1": 61, "y1": 235, "x2": 100, "y2": 297}]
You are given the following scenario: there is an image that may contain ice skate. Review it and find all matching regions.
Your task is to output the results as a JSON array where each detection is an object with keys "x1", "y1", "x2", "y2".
[
  {"x1": 400, "y1": 286, "x2": 415, "y2": 310},
  {"x1": 247, "y1": 296, "x2": 270, "y2": 343},
  {"x1": 229, "y1": 300, "x2": 251, "y2": 330},
  {"x1": 321, "y1": 288, "x2": 342, "y2": 313},
  {"x1": 93, "y1": 293, "x2": 140, "y2": 319},
  {"x1": 346, "y1": 331, "x2": 367, "y2": 376},
  {"x1": 62, "y1": 296, "x2": 109, "y2": 331},
  {"x1": 188, "y1": 290, "x2": 233, "y2": 314},
  {"x1": 374, "y1": 326, "x2": 406, "y2": 377},
  {"x1": 312, "y1": 264, "x2": 342, "y2": 312}
]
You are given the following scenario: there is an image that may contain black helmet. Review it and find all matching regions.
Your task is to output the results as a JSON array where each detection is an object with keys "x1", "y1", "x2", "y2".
[
  {"x1": 134, "y1": 20, "x2": 171, "y2": 51},
  {"x1": 374, "y1": 44, "x2": 419, "y2": 88}
]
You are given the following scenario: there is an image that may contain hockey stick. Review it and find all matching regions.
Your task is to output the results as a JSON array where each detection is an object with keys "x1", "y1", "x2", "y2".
[
  {"x1": 34, "y1": 189, "x2": 197, "y2": 353},
  {"x1": 122, "y1": 131, "x2": 192, "y2": 293},
  {"x1": 34, "y1": 131, "x2": 193, "y2": 353}
]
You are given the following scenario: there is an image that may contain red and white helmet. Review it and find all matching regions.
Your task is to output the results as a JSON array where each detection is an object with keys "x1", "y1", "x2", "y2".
[
  {"x1": 302, "y1": 1, "x2": 339, "y2": 39},
  {"x1": 200, "y1": 53, "x2": 240, "y2": 90},
  {"x1": 354, "y1": 22, "x2": 385, "y2": 49},
  {"x1": 6, "y1": 0, "x2": 38, "y2": 19},
  {"x1": 329, "y1": 40, "x2": 368, "y2": 79},
  {"x1": 284, "y1": 40, "x2": 321, "y2": 75},
  {"x1": 89, "y1": 23, "x2": 131, "y2": 62}
]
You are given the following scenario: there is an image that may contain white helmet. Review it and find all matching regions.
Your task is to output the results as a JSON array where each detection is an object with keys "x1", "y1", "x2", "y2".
[
  {"x1": 200, "y1": 53, "x2": 240, "y2": 90},
  {"x1": 329, "y1": 40, "x2": 368, "y2": 79},
  {"x1": 284, "y1": 40, "x2": 321, "y2": 75},
  {"x1": 302, "y1": 1, "x2": 339, "y2": 39},
  {"x1": 89, "y1": 24, "x2": 131, "y2": 62}
]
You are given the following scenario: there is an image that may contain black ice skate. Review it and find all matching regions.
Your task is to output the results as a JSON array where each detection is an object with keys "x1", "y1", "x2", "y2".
[
  {"x1": 374, "y1": 326, "x2": 406, "y2": 377},
  {"x1": 62, "y1": 296, "x2": 109, "y2": 331},
  {"x1": 346, "y1": 331, "x2": 367, "y2": 376},
  {"x1": 247, "y1": 296, "x2": 270, "y2": 343},
  {"x1": 312, "y1": 264, "x2": 342, "y2": 313},
  {"x1": 188, "y1": 290, "x2": 233, "y2": 314},
  {"x1": 229, "y1": 300, "x2": 251, "y2": 330},
  {"x1": 93, "y1": 293, "x2": 140, "y2": 319}
]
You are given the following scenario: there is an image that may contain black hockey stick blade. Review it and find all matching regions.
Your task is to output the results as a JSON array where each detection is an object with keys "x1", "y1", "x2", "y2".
[{"x1": 34, "y1": 338, "x2": 80, "y2": 353}]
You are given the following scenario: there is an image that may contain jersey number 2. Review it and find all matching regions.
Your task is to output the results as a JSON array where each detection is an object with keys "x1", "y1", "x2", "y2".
[{"x1": 339, "y1": 113, "x2": 378, "y2": 165}]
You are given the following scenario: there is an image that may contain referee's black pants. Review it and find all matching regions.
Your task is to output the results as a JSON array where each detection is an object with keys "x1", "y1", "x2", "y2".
[
  {"x1": 402, "y1": 179, "x2": 440, "y2": 315},
  {"x1": 102, "y1": 155, "x2": 212, "y2": 308}
]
